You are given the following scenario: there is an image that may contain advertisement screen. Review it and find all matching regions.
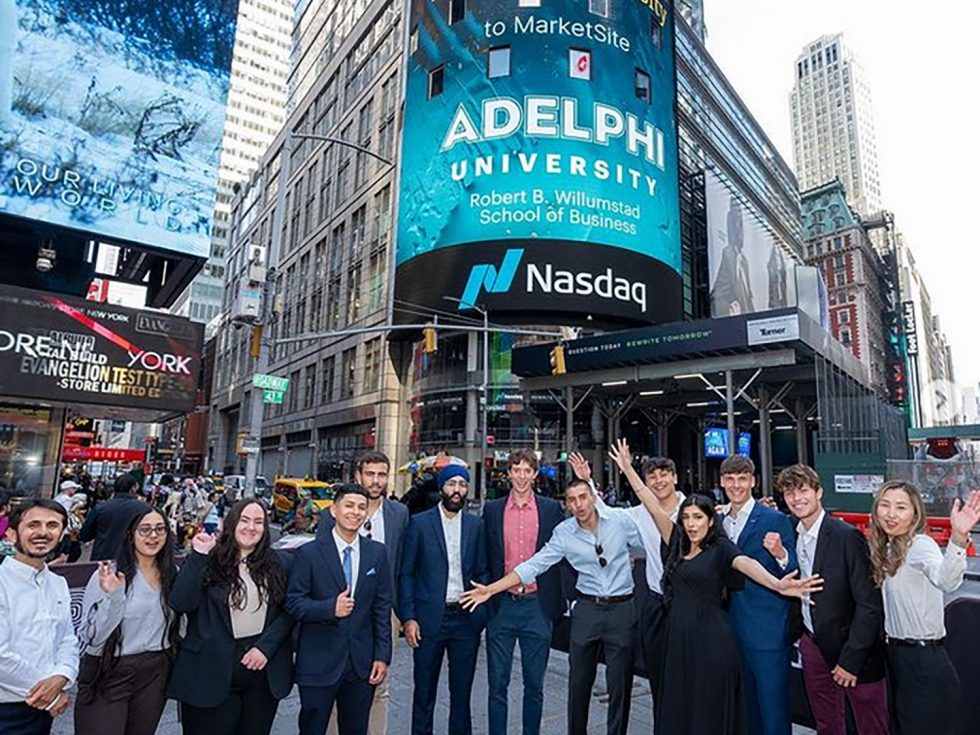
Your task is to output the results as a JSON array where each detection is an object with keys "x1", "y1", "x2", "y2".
[
  {"x1": 0, "y1": 0, "x2": 240, "y2": 258},
  {"x1": 395, "y1": 0, "x2": 680, "y2": 327},
  {"x1": 704, "y1": 428, "x2": 751, "y2": 459},
  {"x1": 706, "y1": 170, "x2": 798, "y2": 318},
  {"x1": 0, "y1": 284, "x2": 203, "y2": 413}
]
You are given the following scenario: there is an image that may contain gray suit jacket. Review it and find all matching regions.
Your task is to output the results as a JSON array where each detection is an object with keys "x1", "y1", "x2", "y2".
[{"x1": 316, "y1": 497, "x2": 409, "y2": 618}]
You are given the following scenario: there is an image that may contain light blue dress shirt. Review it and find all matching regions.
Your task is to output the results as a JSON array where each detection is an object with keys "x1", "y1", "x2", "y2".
[{"x1": 514, "y1": 503, "x2": 644, "y2": 597}]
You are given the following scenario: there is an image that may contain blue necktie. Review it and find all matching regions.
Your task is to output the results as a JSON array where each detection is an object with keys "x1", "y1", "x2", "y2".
[{"x1": 342, "y1": 546, "x2": 353, "y2": 590}]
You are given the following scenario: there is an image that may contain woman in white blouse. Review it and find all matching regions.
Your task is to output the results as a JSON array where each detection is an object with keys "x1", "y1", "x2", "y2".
[
  {"x1": 868, "y1": 481, "x2": 980, "y2": 735},
  {"x1": 75, "y1": 508, "x2": 177, "y2": 734}
]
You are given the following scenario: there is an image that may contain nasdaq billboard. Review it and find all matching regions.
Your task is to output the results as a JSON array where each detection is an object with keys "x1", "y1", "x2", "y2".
[
  {"x1": 0, "y1": 0, "x2": 240, "y2": 259},
  {"x1": 395, "y1": 0, "x2": 680, "y2": 327}
]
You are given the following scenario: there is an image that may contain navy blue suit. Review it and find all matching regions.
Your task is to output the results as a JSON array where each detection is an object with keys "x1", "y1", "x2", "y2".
[
  {"x1": 483, "y1": 494, "x2": 565, "y2": 735},
  {"x1": 399, "y1": 506, "x2": 489, "y2": 735},
  {"x1": 728, "y1": 502, "x2": 799, "y2": 735},
  {"x1": 287, "y1": 533, "x2": 392, "y2": 735}
]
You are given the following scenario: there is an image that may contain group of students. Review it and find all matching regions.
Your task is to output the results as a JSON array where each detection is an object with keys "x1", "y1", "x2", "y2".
[{"x1": 0, "y1": 445, "x2": 977, "y2": 735}]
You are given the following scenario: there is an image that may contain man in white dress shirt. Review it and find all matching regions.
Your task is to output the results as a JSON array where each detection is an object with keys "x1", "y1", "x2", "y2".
[{"x1": 0, "y1": 499, "x2": 78, "y2": 735}]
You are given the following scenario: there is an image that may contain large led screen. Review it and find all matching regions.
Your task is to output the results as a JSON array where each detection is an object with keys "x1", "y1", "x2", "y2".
[
  {"x1": 395, "y1": 0, "x2": 681, "y2": 327},
  {"x1": 0, "y1": 0, "x2": 240, "y2": 258}
]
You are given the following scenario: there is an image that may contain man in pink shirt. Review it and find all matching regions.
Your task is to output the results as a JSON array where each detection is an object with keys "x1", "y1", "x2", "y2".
[{"x1": 482, "y1": 450, "x2": 566, "y2": 735}]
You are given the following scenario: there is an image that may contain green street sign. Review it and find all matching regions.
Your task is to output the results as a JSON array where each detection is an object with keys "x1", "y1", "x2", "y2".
[
  {"x1": 253, "y1": 373, "x2": 289, "y2": 391},
  {"x1": 262, "y1": 389, "x2": 285, "y2": 404}
]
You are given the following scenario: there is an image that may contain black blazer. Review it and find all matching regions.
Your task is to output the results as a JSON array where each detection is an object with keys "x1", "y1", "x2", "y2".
[
  {"x1": 167, "y1": 551, "x2": 294, "y2": 707},
  {"x1": 79, "y1": 495, "x2": 153, "y2": 561},
  {"x1": 483, "y1": 494, "x2": 566, "y2": 620},
  {"x1": 797, "y1": 513, "x2": 886, "y2": 683},
  {"x1": 287, "y1": 534, "x2": 392, "y2": 687}
]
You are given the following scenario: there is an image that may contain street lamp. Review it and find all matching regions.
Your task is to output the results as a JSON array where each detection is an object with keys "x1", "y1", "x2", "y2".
[{"x1": 442, "y1": 296, "x2": 489, "y2": 506}]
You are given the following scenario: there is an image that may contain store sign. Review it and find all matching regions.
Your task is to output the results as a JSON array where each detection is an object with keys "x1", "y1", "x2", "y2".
[
  {"x1": 834, "y1": 474, "x2": 884, "y2": 495},
  {"x1": 0, "y1": 284, "x2": 202, "y2": 412},
  {"x1": 901, "y1": 301, "x2": 918, "y2": 356},
  {"x1": 62, "y1": 446, "x2": 146, "y2": 462}
]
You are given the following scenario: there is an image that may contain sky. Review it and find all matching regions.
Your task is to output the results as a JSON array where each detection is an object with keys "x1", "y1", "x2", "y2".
[{"x1": 701, "y1": 0, "x2": 980, "y2": 394}]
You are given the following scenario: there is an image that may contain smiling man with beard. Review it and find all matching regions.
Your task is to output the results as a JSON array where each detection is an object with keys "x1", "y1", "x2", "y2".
[
  {"x1": 399, "y1": 464, "x2": 488, "y2": 735},
  {"x1": 0, "y1": 499, "x2": 78, "y2": 735}
]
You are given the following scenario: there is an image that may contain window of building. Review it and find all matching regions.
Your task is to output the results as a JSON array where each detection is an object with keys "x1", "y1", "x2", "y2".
[
  {"x1": 288, "y1": 370, "x2": 301, "y2": 412},
  {"x1": 839, "y1": 328, "x2": 851, "y2": 346},
  {"x1": 364, "y1": 338, "x2": 381, "y2": 393},
  {"x1": 341, "y1": 347, "x2": 357, "y2": 398},
  {"x1": 488, "y1": 46, "x2": 511, "y2": 79},
  {"x1": 569, "y1": 49, "x2": 591, "y2": 80},
  {"x1": 635, "y1": 69, "x2": 651, "y2": 103},
  {"x1": 448, "y1": 0, "x2": 465, "y2": 24},
  {"x1": 834, "y1": 254, "x2": 845, "y2": 269},
  {"x1": 321, "y1": 356, "x2": 335, "y2": 404},
  {"x1": 409, "y1": 26, "x2": 419, "y2": 55},
  {"x1": 839, "y1": 310, "x2": 850, "y2": 324},
  {"x1": 305, "y1": 365, "x2": 317, "y2": 408},
  {"x1": 428, "y1": 66, "x2": 444, "y2": 98},
  {"x1": 589, "y1": 0, "x2": 609, "y2": 18},
  {"x1": 835, "y1": 272, "x2": 846, "y2": 287}
]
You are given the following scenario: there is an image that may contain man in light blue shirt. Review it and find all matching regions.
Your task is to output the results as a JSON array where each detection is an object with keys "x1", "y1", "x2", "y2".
[{"x1": 463, "y1": 477, "x2": 653, "y2": 735}]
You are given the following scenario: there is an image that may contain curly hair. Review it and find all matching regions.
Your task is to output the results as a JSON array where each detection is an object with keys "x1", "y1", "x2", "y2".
[
  {"x1": 868, "y1": 480, "x2": 926, "y2": 587},
  {"x1": 661, "y1": 493, "x2": 725, "y2": 607},
  {"x1": 92, "y1": 509, "x2": 178, "y2": 692},
  {"x1": 204, "y1": 499, "x2": 286, "y2": 608}
]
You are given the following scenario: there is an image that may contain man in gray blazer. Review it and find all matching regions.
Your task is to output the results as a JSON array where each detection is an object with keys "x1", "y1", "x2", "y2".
[{"x1": 318, "y1": 450, "x2": 409, "y2": 735}]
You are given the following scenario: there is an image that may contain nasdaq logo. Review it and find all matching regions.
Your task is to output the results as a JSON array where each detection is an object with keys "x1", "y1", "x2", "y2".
[{"x1": 459, "y1": 249, "x2": 524, "y2": 308}]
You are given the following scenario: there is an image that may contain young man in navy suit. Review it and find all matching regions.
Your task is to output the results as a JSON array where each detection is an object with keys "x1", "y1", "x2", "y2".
[
  {"x1": 399, "y1": 464, "x2": 489, "y2": 735},
  {"x1": 720, "y1": 455, "x2": 799, "y2": 735},
  {"x1": 287, "y1": 484, "x2": 392, "y2": 735},
  {"x1": 483, "y1": 449, "x2": 566, "y2": 735}
]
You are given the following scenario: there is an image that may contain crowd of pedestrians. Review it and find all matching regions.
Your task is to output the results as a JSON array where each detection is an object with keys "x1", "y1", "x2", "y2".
[{"x1": 0, "y1": 447, "x2": 977, "y2": 735}]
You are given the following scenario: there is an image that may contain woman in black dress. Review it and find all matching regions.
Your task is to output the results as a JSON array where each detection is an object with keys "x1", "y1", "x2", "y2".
[{"x1": 610, "y1": 441, "x2": 820, "y2": 735}]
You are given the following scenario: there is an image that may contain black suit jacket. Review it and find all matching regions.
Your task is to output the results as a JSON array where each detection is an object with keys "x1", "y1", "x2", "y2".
[
  {"x1": 797, "y1": 513, "x2": 886, "y2": 683},
  {"x1": 483, "y1": 494, "x2": 566, "y2": 621},
  {"x1": 79, "y1": 494, "x2": 153, "y2": 561},
  {"x1": 167, "y1": 551, "x2": 295, "y2": 707},
  {"x1": 316, "y1": 497, "x2": 409, "y2": 616},
  {"x1": 287, "y1": 534, "x2": 392, "y2": 687}
]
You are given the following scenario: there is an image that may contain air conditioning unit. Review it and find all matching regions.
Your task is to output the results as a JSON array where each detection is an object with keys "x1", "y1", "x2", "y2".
[{"x1": 232, "y1": 278, "x2": 262, "y2": 324}]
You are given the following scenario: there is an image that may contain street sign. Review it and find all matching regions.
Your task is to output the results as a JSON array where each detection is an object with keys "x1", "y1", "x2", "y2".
[
  {"x1": 241, "y1": 436, "x2": 260, "y2": 454},
  {"x1": 252, "y1": 374, "x2": 290, "y2": 392},
  {"x1": 262, "y1": 389, "x2": 285, "y2": 404}
]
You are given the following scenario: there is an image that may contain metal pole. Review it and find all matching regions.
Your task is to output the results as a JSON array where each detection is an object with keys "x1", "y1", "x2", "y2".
[
  {"x1": 481, "y1": 307, "x2": 489, "y2": 508},
  {"x1": 245, "y1": 134, "x2": 292, "y2": 495},
  {"x1": 759, "y1": 385, "x2": 772, "y2": 496},
  {"x1": 725, "y1": 370, "x2": 736, "y2": 455},
  {"x1": 565, "y1": 385, "x2": 574, "y2": 486}
]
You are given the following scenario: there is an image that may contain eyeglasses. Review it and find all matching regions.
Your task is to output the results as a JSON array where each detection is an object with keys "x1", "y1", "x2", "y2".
[
  {"x1": 363, "y1": 518, "x2": 372, "y2": 540},
  {"x1": 443, "y1": 479, "x2": 469, "y2": 490},
  {"x1": 595, "y1": 543, "x2": 608, "y2": 568},
  {"x1": 136, "y1": 525, "x2": 167, "y2": 538}
]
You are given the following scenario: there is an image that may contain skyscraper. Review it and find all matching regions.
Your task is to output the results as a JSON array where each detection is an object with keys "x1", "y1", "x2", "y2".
[
  {"x1": 171, "y1": 0, "x2": 294, "y2": 324},
  {"x1": 790, "y1": 34, "x2": 882, "y2": 216}
]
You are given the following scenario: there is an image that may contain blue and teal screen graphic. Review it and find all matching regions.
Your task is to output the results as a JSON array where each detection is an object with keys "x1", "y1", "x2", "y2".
[{"x1": 395, "y1": 0, "x2": 681, "y2": 327}]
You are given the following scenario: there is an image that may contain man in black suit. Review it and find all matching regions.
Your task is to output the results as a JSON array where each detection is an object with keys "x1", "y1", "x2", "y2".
[
  {"x1": 78, "y1": 473, "x2": 151, "y2": 560},
  {"x1": 316, "y1": 451, "x2": 409, "y2": 735},
  {"x1": 776, "y1": 465, "x2": 887, "y2": 735},
  {"x1": 710, "y1": 195, "x2": 755, "y2": 316},
  {"x1": 483, "y1": 449, "x2": 565, "y2": 735},
  {"x1": 399, "y1": 464, "x2": 489, "y2": 735},
  {"x1": 288, "y1": 484, "x2": 393, "y2": 735}
]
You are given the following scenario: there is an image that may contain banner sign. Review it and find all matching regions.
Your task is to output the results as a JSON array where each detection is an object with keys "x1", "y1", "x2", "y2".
[
  {"x1": 0, "y1": 284, "x2": 203, "y2": 413},
  {"x1": 62, "y1": 446, "x2": 146, "y2": 462},
  {"x1": 395, "y1": 0, "x2": 681, "y2": 327},
  {"x1": 0, "y1": 0, "x2": 241, "y2": 258},
  {"x1": 901, "y1": 301, "x2": 918, "y2": 356}
]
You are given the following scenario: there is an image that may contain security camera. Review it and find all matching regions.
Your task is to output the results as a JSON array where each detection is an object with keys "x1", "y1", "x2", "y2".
[{"x1": 36, "y1": 246, "x2": 56, "y2": 272}]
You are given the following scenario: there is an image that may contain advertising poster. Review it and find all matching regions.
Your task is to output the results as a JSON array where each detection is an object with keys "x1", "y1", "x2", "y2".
[
  {"x1": 0, "y1": 0, "x2": 240, "y2": 258},
  {"x1": 395, "y1": 0, "x2": 681, "y2": 327},
  {"x1": 705, "y1": 170, "x2": 798, "y2": 318},
  {"x1": 0, "y1": 284, "x2": 203, "y2": 413}
]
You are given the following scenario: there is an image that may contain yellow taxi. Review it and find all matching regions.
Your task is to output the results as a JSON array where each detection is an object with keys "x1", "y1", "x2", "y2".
[{"x1": 271, "y1": 478, "x2": 335, "y2": 522}]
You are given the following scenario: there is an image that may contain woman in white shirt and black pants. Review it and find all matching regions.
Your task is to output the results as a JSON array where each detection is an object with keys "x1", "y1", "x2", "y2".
[
  {"x1": 76, "y1": 507, "x2": 177, "y2": 734},
  {"x1": 868, "y1": 481, "x2": 980, "y2": 735}
]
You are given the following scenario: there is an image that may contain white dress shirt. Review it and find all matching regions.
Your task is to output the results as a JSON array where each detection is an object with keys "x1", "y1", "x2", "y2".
[
  {"x1": 81, "y1": 568, "x2": 168, "y2": 656},
  {"x1": 0, "y1": 558, "x2": 79, "y2": 702},
  {"x1": 724, "y1": 497, "x2": 756, "y2": 543},
  {"x1": 796, "y1": 509, "x2": 826, "y2": 634},
  {"x1": 627, "y1": 492, "x2": 684, "y2": 594},
  {"x1": 333, "y1": 528, "x2": 361, "y2": 596},
  {"x1": 883, "y1": 534, "x2": 966, "y2": 640},
  {"x1": 360, "y1": 503, "x2": 386, "y2": 544},
  {"x1": 439, "y1": 507, "x2": 464, "y2": 603}
]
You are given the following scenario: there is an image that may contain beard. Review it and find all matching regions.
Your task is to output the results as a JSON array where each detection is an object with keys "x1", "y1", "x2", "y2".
[
  {"x1": 15, "y1": 536, "x2": 59, "y2": 561},
  {"x1": 440, "y1": 492, "x2": 465, "y2": 512}
]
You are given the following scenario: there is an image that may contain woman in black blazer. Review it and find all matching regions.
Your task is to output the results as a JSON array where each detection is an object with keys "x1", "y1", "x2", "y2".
[{"x1": 168, "y1": 499, "x2": 293, "y2": 735}]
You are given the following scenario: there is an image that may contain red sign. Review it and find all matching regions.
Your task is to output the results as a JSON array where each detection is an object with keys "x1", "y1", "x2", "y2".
[{"x1": 62, "y1": 446, "x2": 146, "y2": 462}]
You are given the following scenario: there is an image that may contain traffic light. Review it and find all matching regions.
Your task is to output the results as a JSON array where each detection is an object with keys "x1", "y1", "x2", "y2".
[
  {"x1": 250, "y1": 325, "x2": 263, "y2": 359},
  {"x1": 549, "y1": 344, "x2": 566, "y2": 375},
  {"x1": 422, "y1": 326, "x2": 438, "y2": 354}
]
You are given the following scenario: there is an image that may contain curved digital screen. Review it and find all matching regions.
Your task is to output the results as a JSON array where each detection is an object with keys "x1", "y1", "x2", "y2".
[{"x1": 395, "y1": 0, "x2": 680, "y2": 326}]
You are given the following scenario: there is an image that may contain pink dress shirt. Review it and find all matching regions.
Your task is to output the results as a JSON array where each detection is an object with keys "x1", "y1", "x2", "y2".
[{"x1": 503, "y1": 491, "x2": 540, "y2": 594}]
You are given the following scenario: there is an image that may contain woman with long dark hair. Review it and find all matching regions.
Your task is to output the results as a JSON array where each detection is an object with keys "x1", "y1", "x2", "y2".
[
  {"x1": 75, "y1": 508, "x2": 177, "y2": 735},
  {"x1": 610, "y1": 440, "x2": 820, "y2": 735},
  {"x1": 868, "y1": 481, "x2": 980, "y2": 734},
  {"x1": 168, "y1": 499, "x2": 293, "y2": 735}
]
